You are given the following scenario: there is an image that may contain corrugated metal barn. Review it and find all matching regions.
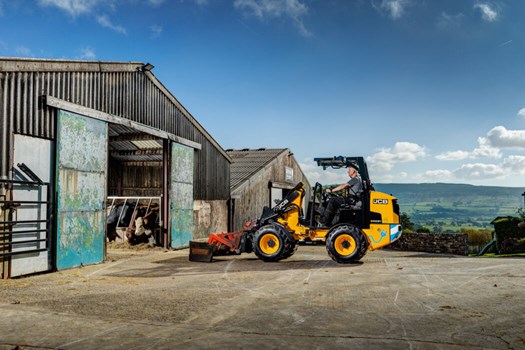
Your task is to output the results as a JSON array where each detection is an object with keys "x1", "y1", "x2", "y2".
[
  {"x1": 227, "y1": 148, "x2": 311, "y2": 231},
  {"x1": 0, "y1": 57, "x2": 230, "y2": 278}
]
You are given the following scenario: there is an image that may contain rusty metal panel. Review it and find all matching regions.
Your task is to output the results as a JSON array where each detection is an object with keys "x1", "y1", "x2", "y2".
[
  {"x1": 56, "y1": 110, "x2": 107, "y2": 270},
  {"x1": 170, "y1": 143, "x2": 194, "y2": 248}
]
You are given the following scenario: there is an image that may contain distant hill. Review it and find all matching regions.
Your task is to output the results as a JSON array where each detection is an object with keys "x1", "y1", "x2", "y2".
[{"x1": 373, "y1": 183, "x2": 525, "y2": 231}]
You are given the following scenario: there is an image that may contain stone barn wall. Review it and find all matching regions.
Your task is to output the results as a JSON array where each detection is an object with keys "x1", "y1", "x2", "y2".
[{"x1": 391, "y1": 232, "x2": 468, "y2": 256}]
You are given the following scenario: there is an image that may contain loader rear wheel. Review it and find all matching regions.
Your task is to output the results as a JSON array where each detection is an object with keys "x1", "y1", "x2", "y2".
[
  {"x1": 252, "y1": 224, "x2": 292, "y2": 262},
  {"x1": 326, "y1": 225, "x2": 365, "y2": 264}
]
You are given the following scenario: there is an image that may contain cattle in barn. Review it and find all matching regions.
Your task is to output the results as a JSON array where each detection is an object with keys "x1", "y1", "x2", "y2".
[
  {"x1": 128, "y1": 205, "x2": 159, "y2": 245},
  {"x1": 107, "y1": 201, "x2": 160, "y2": 245},
  {"x1": 107, "y1": 202, "x2": 137, "y2": 241}
]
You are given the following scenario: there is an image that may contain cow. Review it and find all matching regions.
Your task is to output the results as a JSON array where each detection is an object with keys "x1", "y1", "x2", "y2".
[
  {"x1": 107, "y1": 201, "x2": 159, "y2": 245},
  {"x1": 107, "y1": 202, "x2": 138, "y2": 242},
  {"x1": 128, "y1": 205, "x2": 159, "y2": 245}
]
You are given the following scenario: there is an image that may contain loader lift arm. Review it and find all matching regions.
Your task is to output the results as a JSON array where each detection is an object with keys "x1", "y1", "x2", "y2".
[{"x1": 314, "y1": 156, "x2": 370, "y2": 182}]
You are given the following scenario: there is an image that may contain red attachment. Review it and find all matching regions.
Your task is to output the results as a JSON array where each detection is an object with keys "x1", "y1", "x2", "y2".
[
  {"x1": 207, "y1": 221, "x2": 253, "y2": 253},
  {"x1": 208, "y1": 231, "x2": 243, "y2": 252}
]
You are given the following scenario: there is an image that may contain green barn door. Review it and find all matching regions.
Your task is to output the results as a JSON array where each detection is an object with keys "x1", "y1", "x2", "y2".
[
  {"x1": 56, "y1": 110, "x2": 108, "y2": 270},
  {"x1": 170, "y1": 143, "x2": 194, "y2": 248}
]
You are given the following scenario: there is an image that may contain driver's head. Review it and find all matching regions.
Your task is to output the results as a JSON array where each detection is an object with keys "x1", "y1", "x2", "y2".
[{"x1": 347, "y1": 163, "x2": 359, "y2": 177}]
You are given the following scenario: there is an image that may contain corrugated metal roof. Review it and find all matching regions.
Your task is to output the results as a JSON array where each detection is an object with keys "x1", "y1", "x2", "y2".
[
  {"x1": 227, "y1": 148, "x2": 288, "y2": 191},
  {"x1": 0, "y1": 57, "x2": 231, "y2": 163},
  {"x1": 108, "y1": 124, "x2": 163, "y2": 163}
]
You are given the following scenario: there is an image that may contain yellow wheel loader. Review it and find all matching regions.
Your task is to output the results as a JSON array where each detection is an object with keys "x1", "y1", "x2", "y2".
[{"x1": 189, "y1": 156, "x2": 402, "y2": 264}]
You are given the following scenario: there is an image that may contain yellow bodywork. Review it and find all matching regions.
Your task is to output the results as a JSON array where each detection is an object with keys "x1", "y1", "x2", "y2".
[{"x1": 276, "y1": 186, "x2": 402, "y2": 251}]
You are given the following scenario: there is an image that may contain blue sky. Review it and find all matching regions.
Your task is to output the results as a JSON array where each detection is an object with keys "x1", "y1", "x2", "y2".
[{"x1": 1, "y1": 0, "x2": 525, "y2": 187}]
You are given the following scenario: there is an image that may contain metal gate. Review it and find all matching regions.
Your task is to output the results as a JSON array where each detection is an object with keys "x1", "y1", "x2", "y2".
[{"x1": 0, "y1": 165, "x2": 51, "y2": 278}]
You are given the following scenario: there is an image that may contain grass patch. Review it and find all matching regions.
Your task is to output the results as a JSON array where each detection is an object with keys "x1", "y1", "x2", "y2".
[{"x1": 472, "y1": 252, "x2": 525, "y2": 258}]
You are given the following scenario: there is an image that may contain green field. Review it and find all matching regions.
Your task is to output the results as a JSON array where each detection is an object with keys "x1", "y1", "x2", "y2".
[{"x1": 374, "y1": 183, "x2": 525, "y2": 232}]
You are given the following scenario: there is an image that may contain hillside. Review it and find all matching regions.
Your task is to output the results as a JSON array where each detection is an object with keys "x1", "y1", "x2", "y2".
[{"x1": 373, "y1": 183, "x2": 525, "y2": 231}]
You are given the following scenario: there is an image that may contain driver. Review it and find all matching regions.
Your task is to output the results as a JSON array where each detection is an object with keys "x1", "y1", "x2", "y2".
[{"x1": 318, "y1": 162, "x2": 363, "y2": 226}]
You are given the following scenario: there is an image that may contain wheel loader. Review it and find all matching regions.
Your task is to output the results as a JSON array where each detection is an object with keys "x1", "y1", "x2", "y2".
[{"x1": 189, "y1": 156, "x2": 402, "y2": 264}]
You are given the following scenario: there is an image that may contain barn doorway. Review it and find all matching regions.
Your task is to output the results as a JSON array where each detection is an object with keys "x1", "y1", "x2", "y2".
[
  {"x1": 106, "y1": 124, "x2": 167, "y2": 249},
  {"x1": 53, "y1": 107, "x2": 196, "y2": 271},
  {"x1": 106, "y1": 124, "x2": 195, "y2": 250}
]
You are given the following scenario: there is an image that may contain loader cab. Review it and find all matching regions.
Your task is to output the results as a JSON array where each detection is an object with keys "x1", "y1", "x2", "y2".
[
  {"x1": 308, "y1": 156, "x2": 374, "y2": 229},
  {"x1": 337, "y1": 179, "x2": 372, "y2": 229}
]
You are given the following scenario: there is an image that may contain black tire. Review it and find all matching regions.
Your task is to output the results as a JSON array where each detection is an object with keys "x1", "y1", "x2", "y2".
[
  {"x1": 282, "y1": 240, "x2": 298, "y2": 259},
  {"x1": 325, "y1": 225, "x2": 366, "y2": 264},
  {"x1": 252, "y1": 224, "x2": 294, "y2": 262},
  {"x1": 356, "y1": 231, "x2": 369, "y2": 260}
]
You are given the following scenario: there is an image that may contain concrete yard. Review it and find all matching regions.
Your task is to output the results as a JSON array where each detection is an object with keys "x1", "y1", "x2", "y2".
[{"x1": 0, "y1": 246, "x2": 524, "y2": 350}]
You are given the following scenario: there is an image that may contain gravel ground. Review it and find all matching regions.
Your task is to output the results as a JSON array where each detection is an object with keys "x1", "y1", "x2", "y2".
[{"x1": 1, "y1": 245, "x2": 524, "y2": 350}]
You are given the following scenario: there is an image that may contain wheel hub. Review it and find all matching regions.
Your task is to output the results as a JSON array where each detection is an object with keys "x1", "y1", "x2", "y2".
[
  {"x1": 334, "y1": 233, "x2": 356, "y2": 256},
  {"x1": 259, "y1": 233, "x2": 280, "y2": 255}
]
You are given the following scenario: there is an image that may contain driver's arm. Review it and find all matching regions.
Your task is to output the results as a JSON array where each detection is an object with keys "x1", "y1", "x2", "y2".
[{"x1": 326, "y1": 183, "x2": 349, "y2": 193}]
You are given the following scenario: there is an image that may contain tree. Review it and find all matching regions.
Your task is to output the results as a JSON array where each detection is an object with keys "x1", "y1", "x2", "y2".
[
  {"x1": 416, "y1": 226, "x2": 432, "y2": 233},
  {"x1": 460, "y1": 228, "x2": 492, "y2": 248},
  {"x1": 400, "y1": 213, "x2": 414, "y2": 232}
]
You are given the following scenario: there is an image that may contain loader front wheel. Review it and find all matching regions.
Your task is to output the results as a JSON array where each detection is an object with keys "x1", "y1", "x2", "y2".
[
  {"x1": 326, "y1": 225, "x2": 364, "y2": 264},
  {"x1": 253, "y1": 225, "x2": 290, "y2": 262}
]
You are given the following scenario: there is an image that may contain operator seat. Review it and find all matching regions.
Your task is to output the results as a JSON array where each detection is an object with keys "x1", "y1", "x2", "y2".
[{"x1": 337, "y1": 178, "x2": 369, "y2": 226}]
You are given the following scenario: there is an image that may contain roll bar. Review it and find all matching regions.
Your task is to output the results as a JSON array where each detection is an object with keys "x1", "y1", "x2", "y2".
[{"x1": 313, "y1": 156, "x2": 370, "y2": 182}]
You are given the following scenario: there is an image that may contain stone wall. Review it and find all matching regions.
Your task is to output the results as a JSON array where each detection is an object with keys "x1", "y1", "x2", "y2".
[
  {"x1": 192, "y1": 200, "x2": 228, "y2": 240},
  {"x1": 391, "y1": 232, "x2": 468, "y2": 256}
]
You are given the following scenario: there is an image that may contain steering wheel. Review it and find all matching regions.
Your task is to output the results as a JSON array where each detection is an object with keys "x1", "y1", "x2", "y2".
[{"x1": 322, "y1": 189, "x2": 341, "y2": 202}]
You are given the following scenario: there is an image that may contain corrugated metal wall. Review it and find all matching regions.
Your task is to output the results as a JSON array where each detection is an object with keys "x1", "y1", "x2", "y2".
[{"x1": 0, "y1": 59, "x2": 229, "y2": 200}]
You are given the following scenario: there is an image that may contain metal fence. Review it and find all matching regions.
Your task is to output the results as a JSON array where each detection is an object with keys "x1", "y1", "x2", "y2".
[{"x1": 0, "y1": 178, "x2": 51, "y2": 258}]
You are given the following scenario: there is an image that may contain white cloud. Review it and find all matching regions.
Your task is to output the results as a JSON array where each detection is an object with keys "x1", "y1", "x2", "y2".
[
  {"x1": 424, "y1": 156, "x2": 525, "y2": 184},
  {"x1": 377, "y1": 174, "x2": 394, "y2": 183},
  {"x1": 424, "y1": 169, "x2": 453, "y2": 179},
  {"x1": 502, "y1": 156, "x2": 525, "y2": 175},
  {"x1": 15, "y1": 46, "x2": 33, "y2": 57},
  {"x1": 498, "y1": 39, "x2": 512, "y2": 48},
  {"x1": 147, "y1": 0, "x2": 166, "y2": 6},
  {"x1": 299, "y1": 160, "x2": 349, "y2": 185},
  {"x1": 367, "y1": 142, "x2": 427, "y2": 172},
  {"x1": 78, "y1": 47, "x2": 96, "y2": 60},
  {"x1": 38, "y1": 0, "x2": 102, "y2": 17},
  {"x1": 481, "y1": 126, "x2": 525, "y2": 149},
  {"x1": 234, "y1": 0, "x2": 312, "y2": 37},
  {"x1": 193, "y1": 0, "x2": 209, "y2": 5},
  {"x1": 436, "y1": 126, "x2": 524, "y2": 161},
  {"x1": 471, "y1": 136, "x2": 502, "y2": 158},
  {"x1": 150, "y1": 25, "x2": 163, "y2": 38},
  {"x1": 96, "y1": 14, "x2": 126, "y2": 34},
  {"x1": 517, "y1": 108, "x2": 525, "y2": 118},
  {"x1": 452, "y1": 163, "x2": 505, "y2": 180},
  {"x1": 373, "y1": 0, "x2": 410, "y2": 20},
  {"x1": 38, "y1": 0, "x2": 129, "y2": 35},
  {"x1": 435, "y1": 150, "x2": 469, "y2": 161},
  {"x1": 474, "y1": 2, "x2": 499, "y2": 22},
  {"x1": 436, "y1": 12, "x2": 464, "y2": 31}
]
